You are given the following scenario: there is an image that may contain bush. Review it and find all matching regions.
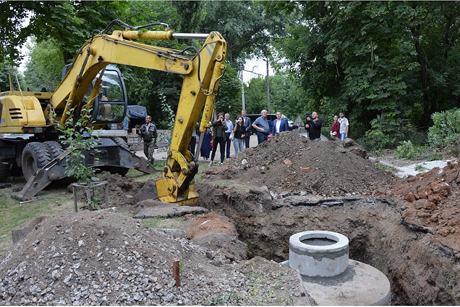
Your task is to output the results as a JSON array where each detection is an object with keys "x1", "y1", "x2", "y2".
[
  {"x1": 428, "y1": 109, "x2": 460, "y2": 148},
  {"x1": 362, "y1": 117, "x2": 401, "y2": 150},
  {"x1": 394, "y1": 140, "x2": 421, "y2": 159}
]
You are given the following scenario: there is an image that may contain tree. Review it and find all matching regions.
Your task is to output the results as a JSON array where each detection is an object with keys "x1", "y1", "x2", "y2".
[
  {"x1": 0, "y1": 1, "x2": 127, "y2": 66},
  {"x1": 198, "y1": 1, "x2": 287, "y2": 66},
  {"x1": 264, "y1": 1, "x2": 460, "y2": 140},
  {"x1": 214, "y1": 65, "x2": 242, "y2": 118},
  {"x1": 23, "y1": 37, "x2": 64, "y2": 92}
]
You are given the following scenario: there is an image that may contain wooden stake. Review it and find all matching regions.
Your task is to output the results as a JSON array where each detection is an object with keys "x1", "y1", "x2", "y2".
[{"x1": 173, "y1": 260, "x2": 180, "y2": 287}]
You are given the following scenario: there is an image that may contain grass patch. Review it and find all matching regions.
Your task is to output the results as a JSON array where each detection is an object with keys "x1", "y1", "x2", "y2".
[
  {"x1": 0, "y1": 183, "x2": 74, "y2": 254},
  {"x1": 0, "y1": 158, "x2": 207, "y2": 255},
  {"x1": 141, "y1": 216, "x2": 185, "y2": 230},
  {"x1": 414, "y1": 164, "x2": 429, "y2": 172},
  {"x1": 375, "y1": 163, "x2": 398, "y2": 173}
]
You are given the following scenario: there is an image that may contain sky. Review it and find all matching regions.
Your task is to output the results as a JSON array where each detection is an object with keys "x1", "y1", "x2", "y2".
[{"x1": 241, "y1": 57, "x2": 275, "y2": 83}]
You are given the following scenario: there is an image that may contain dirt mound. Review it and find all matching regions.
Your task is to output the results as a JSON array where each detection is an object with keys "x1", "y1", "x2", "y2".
[
  {"x1": 69, "y1": 172, "x2": 144, "y2": 211},
  {"x1": 205, "y1": 132, "x2": 396, "y2": 196},
  {"x1": 391, "y1": 159, "x2": 460, "y2": 255},
  {"x1": 0, "y1": 210, "x2": 307, "y2": 305}
]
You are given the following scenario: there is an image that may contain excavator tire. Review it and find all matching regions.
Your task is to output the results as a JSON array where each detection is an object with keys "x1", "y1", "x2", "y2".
[
  {"x1": 44, "y1": 141, "x2": 64, "y2": 159},
  {"x1": 0, "y1": 161, "x2": 9, "y2": 181},
  {"x1": 22, "y1": 142, "x2": 52, "y2": 182}
]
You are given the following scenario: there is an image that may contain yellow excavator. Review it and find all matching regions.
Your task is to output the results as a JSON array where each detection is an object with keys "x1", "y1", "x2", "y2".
[{"x1": 0, "y1": 20, "x2": 227, "y2": 205}]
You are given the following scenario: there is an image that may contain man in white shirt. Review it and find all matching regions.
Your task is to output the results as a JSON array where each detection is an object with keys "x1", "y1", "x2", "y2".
[
  {"x1": 272, "y1": 111, "x2": 289, "y2": 135},
  {"x1": 338, "y1": 112, "x2": 349, "y2": 141}
]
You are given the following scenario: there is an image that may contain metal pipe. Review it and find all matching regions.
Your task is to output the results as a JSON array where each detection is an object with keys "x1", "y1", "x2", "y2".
[{"x1": 172, "y1": 33, "x2": 209, "y2": 40}]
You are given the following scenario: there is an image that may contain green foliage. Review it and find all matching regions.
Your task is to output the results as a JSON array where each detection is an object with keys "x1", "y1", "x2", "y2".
[
  {"x1": 263, "y1": 1, "x2": 460, "y2": 139},
  {"x1": 208, "y1": 293, "x2": 236, "y2": 306},
  {"x1": 55, "y1": 104, "x2": 102, "y2": 209},
  {"x1": 414, "y1": 164, "x2": 429, "y2": 172},
  {"x1": 1, "y1": 1, "x2": 127, "y2": 65},
  {"x1": 363, "y1": 117, "x2": 403, "y2": 150},
  {"x1": 375, "y1": 163, "x2": 397, "y2": 173},
  {"x1": 55, "y1": 106, "x2": 99, "y2": 186},
  {"x1": 428, "y1": 109, "x2": 460, "y2": 148},
  {"x1": 394, "y1": 140, "x2": 421, "y2": 160},
  {"x1": 158, "y1": 97, "x2": 175, "y2": 130},
  {"x1": 199, "y1": 1, "x2": 287, "y2": 65},
  {"x1": 23, "y1": 37, "x2": 64, "y2": 91},
  {"x1": 12, "y1": 0, "x2": 460, "y2": 145},
  {"x1": 214, "y1": 65, "x2": 242, "y2": 117}
]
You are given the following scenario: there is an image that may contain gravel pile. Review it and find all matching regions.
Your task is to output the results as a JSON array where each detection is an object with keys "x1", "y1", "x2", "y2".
[{"x1": 0, "y1": 209, "x2": 307, "y2": 306}]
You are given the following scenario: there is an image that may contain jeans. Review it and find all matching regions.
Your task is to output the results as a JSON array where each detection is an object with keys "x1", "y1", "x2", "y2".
[
  {"x1": 257, "y1": 132, "x2": 268, "y2": 144},
  {"x1": 340, "y1": 133, "x2": 346, "y2": 141},
  {"x1": 233, "y1": 138, "x2": 244, "y2": 155},
  {"x1": 225, "y1": 132, "x2": 231, "y2": 158}
]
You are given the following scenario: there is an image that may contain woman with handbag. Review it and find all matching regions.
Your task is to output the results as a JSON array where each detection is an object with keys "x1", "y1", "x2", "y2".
[{"x1": 233, "y1": 116, "x2": 246, "y2": 155}]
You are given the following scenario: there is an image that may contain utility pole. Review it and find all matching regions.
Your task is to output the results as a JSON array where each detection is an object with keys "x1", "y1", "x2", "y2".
[{"x1": 238, "y1": 62, "x2": 245, "y2": 110}]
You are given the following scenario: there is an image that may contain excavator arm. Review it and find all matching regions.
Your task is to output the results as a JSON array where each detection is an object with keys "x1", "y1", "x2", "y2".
[{"x1": 49, "y1": 20, "x2": 227, "y2": 205}]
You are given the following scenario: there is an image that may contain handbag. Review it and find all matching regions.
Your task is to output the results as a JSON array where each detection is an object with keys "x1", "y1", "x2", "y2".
[{"x1": 229, "y1": 131, "x2": 234, "y2": 141}]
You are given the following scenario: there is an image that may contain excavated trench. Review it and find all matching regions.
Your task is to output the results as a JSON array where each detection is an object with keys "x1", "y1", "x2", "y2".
[{"x1": 197, "y1": 182, "x2": 460, "y2": 305}]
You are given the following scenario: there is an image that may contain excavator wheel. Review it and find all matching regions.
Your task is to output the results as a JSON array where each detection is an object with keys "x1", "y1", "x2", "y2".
[
  {"x1": 44, "y1": 141, "x2": 64, "y2": 159},
  {"x1": 22, "y1": 142, "x2": 52, "y2": 182},
  {"x1": 0, "y1": 160, "x2": 9, "y2": 181},
  {"x1": 111, "y1": 137, "x2": 130, "y2": 176}
]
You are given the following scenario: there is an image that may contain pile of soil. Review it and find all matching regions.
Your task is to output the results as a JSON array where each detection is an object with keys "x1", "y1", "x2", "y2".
[
  {"x1": 0, "y1": 210, "x2": 307, "y2": 305},
  {"x1": 69, "y1": 172, "x2": 144, "y2": 210},
  {"x1": 205, "y1": 132, "x2": 396, "y2": 196},
  {"x1": 390, "y1": 159, "x2": 460, "y2": 255}
]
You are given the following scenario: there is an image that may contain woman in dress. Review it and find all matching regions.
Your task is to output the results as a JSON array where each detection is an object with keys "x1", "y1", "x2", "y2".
[{"x1": 200, "y1": 127, "x2": 212, "y2": 160}]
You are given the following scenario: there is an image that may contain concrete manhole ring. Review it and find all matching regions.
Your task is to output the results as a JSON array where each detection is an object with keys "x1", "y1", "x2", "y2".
[{"x1": 289, "y1": 230, "x2": 349, "y2": 277}]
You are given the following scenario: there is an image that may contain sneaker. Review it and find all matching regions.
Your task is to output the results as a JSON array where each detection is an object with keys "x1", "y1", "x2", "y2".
[{"x1": 209, "y1": 161, "x2": 213, "y2": 166}]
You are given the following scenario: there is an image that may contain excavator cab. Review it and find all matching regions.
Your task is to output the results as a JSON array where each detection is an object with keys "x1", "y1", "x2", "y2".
[
  {"x1": 92, "y1": 67, "x2": 127, "y2": 129},
  {"x1": 62, "y1": 64, "x2": 127, "y2": 131}
]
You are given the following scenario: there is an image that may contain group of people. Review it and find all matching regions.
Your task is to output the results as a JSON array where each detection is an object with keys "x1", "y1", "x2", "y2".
[
  {"x1": 200, "y1": 110, "x2": 253, "y2": 165},
  {"x1": 137, "y1": 110, "x2": 350, "y2": 165},
  {"x1": 303, "y1": 111, "x2": 349, "y2": 141},
  {"x1": 330, "y1": 112, "x2": 349, "y2": 141},
  {"x1": 251, "y1": 110, "x2": 290, "y2": 144}
]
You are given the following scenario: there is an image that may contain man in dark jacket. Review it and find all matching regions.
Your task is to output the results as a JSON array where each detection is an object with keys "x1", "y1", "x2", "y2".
[
  {"x1": 305, "y1": 111, "x2": 322, "y2": 141},
  {"x1": 272, "y1": 111, "x2": 290, "y2": 136},
  {"x1": 138, "y1": 115, "x2": 157, "y2": 164},
  {"x1": 242, "y1": 110, "x2": 252, "y2": 148}
]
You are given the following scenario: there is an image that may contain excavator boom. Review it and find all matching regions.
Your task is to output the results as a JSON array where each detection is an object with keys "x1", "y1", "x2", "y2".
[{"x1": 8, "y1": 20, "x2": 227, "y2": 204}]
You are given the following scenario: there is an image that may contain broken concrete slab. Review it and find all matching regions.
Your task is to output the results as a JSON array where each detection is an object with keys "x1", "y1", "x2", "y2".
[
  {"x1": 132, "y1": 179, "x2": 159, "y2": 205},
  {"x1": 133, "y1": 199, "x2": 209, "y2": 219}
]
